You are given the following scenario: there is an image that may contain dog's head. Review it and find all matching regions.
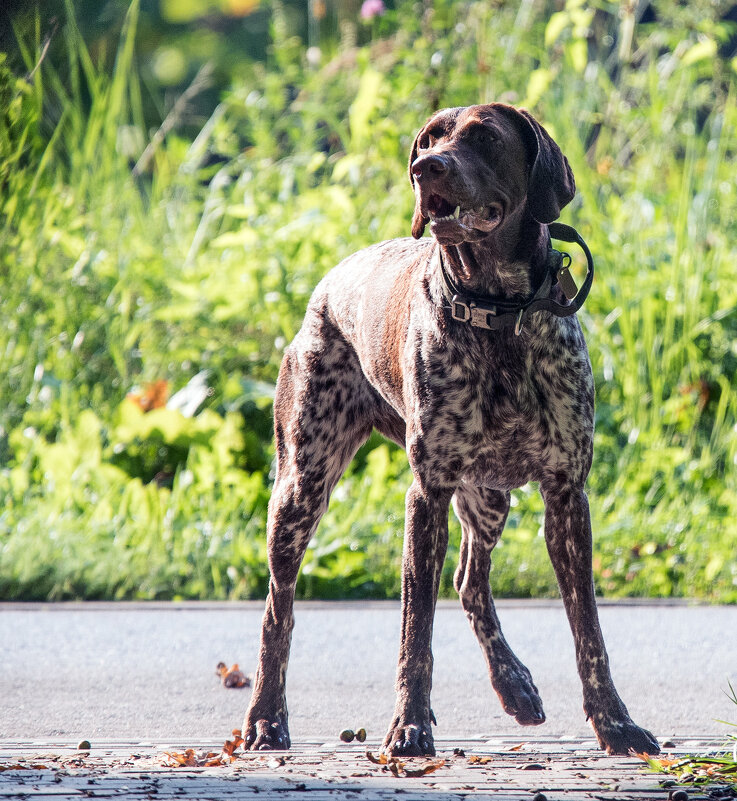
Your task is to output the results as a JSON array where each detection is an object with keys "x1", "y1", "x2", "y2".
[{"x1": 409, "y1": 104, "x2": 575, "y2": 244}]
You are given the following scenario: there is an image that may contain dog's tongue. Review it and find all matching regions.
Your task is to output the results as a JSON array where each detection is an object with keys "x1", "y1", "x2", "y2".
[{"x1": 428, "y1": 194, "x2": 455, "y2": 218}]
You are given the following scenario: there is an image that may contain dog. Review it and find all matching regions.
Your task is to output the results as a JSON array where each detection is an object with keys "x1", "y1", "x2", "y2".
[{"x1": 242, "y1": 103, "x2": 660, "y2": 757}]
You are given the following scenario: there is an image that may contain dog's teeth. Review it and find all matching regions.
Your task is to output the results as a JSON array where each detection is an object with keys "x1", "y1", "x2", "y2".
[{"x1": 453, "y1": 205, "x2": 460, "y2": 218}]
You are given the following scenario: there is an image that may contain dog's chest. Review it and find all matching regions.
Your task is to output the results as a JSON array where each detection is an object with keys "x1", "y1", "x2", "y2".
[{"x1": 417, "y1": 323, "x2": 592, "y2": 488}]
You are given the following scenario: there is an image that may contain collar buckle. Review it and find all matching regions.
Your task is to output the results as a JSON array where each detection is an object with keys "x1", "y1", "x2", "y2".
[
  {"x1": 470, "y1": 305, "x2": 497, "y2": 330},
  {"x1": 451, "y1": 296, "x2": 499, "y2": 330},
  {"x1": 450, "y1": 296, "x2": 471, "y2": 323}
]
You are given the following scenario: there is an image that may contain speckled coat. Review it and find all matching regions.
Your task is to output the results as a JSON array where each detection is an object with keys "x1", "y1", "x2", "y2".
[{"x1": 243, "y1": 104, "x2": 660, "y2": 758}]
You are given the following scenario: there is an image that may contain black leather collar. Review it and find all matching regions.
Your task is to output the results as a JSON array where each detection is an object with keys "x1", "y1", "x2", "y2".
[{"x1": 438, "y1": 222, "x2": 594, "y2": 335}]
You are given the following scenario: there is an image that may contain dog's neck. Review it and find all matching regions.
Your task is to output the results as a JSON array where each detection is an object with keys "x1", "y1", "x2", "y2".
[{"x1": 440, "y1": 207, "x2": 549, "y2": 302}]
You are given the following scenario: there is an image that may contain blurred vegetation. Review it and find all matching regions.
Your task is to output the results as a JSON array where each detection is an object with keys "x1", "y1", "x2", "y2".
[{"x1": 0, "y1": 0, "x2": 736, "y2": 601}]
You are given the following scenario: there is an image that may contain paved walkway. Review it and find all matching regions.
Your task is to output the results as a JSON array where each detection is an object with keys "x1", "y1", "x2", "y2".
[
  {"x1": 2, "y1": 602, "x2": 735, "y2": 798},
  {"x1": 2, "y1": 601, "x2": 735, "y2": 741},
  {"x1": 0, "y1": 735, "x2": 732, "y2": 800}
]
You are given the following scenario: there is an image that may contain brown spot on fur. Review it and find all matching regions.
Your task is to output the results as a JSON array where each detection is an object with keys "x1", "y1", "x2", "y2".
[{"x1": 380, "y1": 258, "x2": 416, "y2": 400}]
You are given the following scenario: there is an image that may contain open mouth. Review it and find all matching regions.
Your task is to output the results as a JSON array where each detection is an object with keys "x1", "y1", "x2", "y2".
[
  {"x1": 427, "y1": 193, "x2": 459, "y2": 221},
  {"x1": 426, "y1": 193, "x2": 503, "y2": 234}
]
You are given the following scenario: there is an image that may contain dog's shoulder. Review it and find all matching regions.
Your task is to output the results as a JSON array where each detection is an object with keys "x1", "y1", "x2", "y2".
[
  {"x1": 307, "y1": 236, "x2": 434, "y2": 336},
  {"x1": 325, "y1": 237, "x2": 433, "y2": 291}
]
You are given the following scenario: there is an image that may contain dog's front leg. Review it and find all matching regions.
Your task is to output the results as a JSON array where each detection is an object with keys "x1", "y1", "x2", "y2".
[
  {"x1": 453, "y1": 484, "x2": 545, "y2": 726},
  {"x1": 541, "y1": 482, "x2": 660, "y2": 755},
  {"x1": 383, "y1": 479, "x2": 452, "y2": 757}
]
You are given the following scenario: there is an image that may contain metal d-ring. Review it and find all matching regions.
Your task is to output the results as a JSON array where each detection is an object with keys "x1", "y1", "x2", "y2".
[{"x1": 514, "y1": 308, "x2": 524, "y2": 336}]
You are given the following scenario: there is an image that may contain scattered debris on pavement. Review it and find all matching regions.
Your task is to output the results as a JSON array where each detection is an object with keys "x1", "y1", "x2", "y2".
[
  {"x1": 215, "y1": 662, "x2": 251, "y2": 688},
  {"x1": 0, "y1": 736, "x2": 731, "y2": 799}
]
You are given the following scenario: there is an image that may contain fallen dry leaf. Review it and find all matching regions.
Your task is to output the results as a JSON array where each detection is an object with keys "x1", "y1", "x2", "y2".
[
  {"x1": 61, "y1": 757, "x2": 89, "y2": 768},
  {"x1": 403, "y1": 759, "x2": 446, "y2": 777},
  {"x1": 509, "y1": 743, "x2": 525, "y2": 751},
  {"x1": 365, "y1": 752, "x2": 444, "y2": 778},
  {"x1": 162, "y1": 749, "x2": 199, "y2": 768},
  {"x1": 223, "y1": 728, "x2": 244, "y2": 757},
  {"x1": 468, "y1": 755, "x2": 493, "y2": 764},
  {"x1": 216, "y1": 662, "x2": 252, "y2": 688},
  {"x1": 162, "y1": 735, "x2": 246, "y2": 769},
  {"x1": 651, "y1": 756, "x2": 680, "y2": 768},
  {"x1": 0, "y1": 764, "x2": 48, "y2": 772}
]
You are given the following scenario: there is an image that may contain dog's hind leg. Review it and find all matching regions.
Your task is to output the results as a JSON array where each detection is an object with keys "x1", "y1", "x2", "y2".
[
  {"x1": 452, "y1": 483, "x2": 545, "y2": 726},
  {"x1": 243, "y1": 328, "x2": 373, "y2": 751},
  {"x1": 540, "y1": 481, "x2": 659, "y2": 755}
]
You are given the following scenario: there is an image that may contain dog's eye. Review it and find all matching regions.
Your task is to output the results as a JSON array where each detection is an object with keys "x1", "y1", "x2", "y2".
[
  {"x1": 418, "y1": 133, "x2": 439, "y2": 150},
  {"x1": 468, "y1": 125, "x2": 498, "y2": 147}
]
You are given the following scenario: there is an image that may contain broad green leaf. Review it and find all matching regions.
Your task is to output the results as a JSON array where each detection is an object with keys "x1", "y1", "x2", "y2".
[
  {"x1": 567, "y1": 38, "x2": 588, "y2": 73},
  {"x1": 522, "y1": 68, "x2": 553, "y2": 108},
  {"x1": 681, "y1": 38, "x2": 717, "y2": 66},
  {"x1": 545, "y1": 11, "x2": 569, "y2": 47},
  {"x1": 349, "y1": 68, "x2": 384, "y2": 147}
]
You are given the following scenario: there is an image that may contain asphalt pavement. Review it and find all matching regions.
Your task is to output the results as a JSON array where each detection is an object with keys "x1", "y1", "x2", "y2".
[{"x1": 0, "y1": 600, "x2": 735, "y2": 745}]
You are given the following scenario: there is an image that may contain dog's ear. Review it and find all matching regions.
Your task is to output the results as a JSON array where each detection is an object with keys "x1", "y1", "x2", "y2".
[
  {"x1": 511, "y1": 108, "x2": 576, "y2": 224},
  {"x1": 408, "y1": 127, "x2": 428, "y2": 239}
]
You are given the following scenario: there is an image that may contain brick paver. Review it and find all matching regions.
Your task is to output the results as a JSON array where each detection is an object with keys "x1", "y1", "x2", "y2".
[{"x1": 1, "y1": 736, "x2": 733, "y2": 800}]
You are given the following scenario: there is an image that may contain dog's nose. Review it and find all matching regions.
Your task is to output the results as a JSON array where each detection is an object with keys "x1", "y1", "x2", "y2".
[{"x1": 411, "y1": 153, "x2": 448, "y2": 182}]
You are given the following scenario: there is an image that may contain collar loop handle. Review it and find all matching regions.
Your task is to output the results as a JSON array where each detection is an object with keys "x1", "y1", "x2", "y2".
[{"x1": 545, "y1": 222, "x2": 595, "y2": 317}]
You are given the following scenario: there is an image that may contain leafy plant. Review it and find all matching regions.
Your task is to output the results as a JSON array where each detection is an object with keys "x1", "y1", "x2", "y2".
[
  {"x1": 0, "y1": 0, "x2": 736, "y2": 600},
  {"x1": 640, "y1": 681, "x2": 737, "y2": 790}
]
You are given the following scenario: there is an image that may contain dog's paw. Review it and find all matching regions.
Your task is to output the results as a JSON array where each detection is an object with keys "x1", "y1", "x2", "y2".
[
  {"x1": 492, "y1": 661, "x2": 546, "y2": 726},
  {"x1": 382, "y1": 722, "x2": 435, "y2": 757},
  {"x1": 591, "y1": 716, "x2": 660, "y2": 756},
  {"x1": 243, "y1": 718, "x2": 291, "y2": 751}
]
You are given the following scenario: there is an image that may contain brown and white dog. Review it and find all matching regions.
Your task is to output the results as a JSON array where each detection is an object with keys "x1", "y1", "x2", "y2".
[{"x1": 242, "y1": 103, "x2": 660, "y2": 757}]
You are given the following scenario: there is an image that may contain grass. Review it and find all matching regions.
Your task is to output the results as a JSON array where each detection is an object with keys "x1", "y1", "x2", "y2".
[
  {"x1": 0, "y1": 0, "x2": 736, "y2": 600},
  {"x1": 640, "y1": 681, "x2": 737, "y2": 791}
]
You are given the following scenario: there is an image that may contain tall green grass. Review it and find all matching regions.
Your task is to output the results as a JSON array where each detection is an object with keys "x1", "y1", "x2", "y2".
[{"x1": 0, "y1": 0, "x2": 736, "y2": 600}]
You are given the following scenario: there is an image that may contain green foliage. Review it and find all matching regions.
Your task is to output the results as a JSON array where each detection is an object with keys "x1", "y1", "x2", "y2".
[
  {"x1": 0, "y1": 401, "x2": 270, "y2": 600},
  {"x1": 0, "y1": 0, "x2": 736, "y2": 600},
  {"x1": 642, "y1": 682, "x2": 736, "y2": 788}
]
